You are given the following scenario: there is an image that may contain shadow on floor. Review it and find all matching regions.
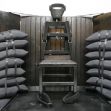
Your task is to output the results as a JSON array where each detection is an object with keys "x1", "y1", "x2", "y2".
[{"x1": 3, "y1": 91, "x2": 111, "y2": 111}]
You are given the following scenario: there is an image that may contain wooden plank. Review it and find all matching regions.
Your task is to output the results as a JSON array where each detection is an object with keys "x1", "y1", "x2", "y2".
[
  {"x1": 35, "y1": 16, "x2": 41, "y2": 85},
  {"x1": 39, "y1": 59, "x2": 77, "y2": 67},
  {"x1": 30, "y1": 17, "x2": 36, "y2": 86},
  {"x1": 85, "y1": 18, "x2": 91, "y2": 38},
  {"x1": 24, "y1": 17, "x2": 32, "y2": 85},
  {"x1": 71, "y1": 17, "x2": 77, "y2": 61},
  {"x1": 20, "y1": 17, "x2": 29, "y2": 85},
  {"x1": 20, "y1": 17, "x2": 26, "y2": 32},
  {"x1": 75, "y1": 17, "x2": 81, "y2": 85},
  {"x1": 50, "y1": 38, "x2": 56, "y2": 50},
  {"x1": 79, "y1": 17, "x2": 86, "y2": 85},
  {"x1": 55, "y1": 39, "x2": 61, "y2": 50},
  {"x1": 84, "y1": 18, "x2": 93, "y2": 83},
  {"x1": 89, "y1": 18, "x2": 93, "y2": 35},
  {"x1": 40, "y1": 16, "x2": 47, "y2": 60}
]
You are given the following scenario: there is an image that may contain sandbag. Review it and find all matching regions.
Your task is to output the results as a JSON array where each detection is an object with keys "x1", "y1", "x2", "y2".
[
  {"x1": 0, "y1": 58, "x2": 24, "y2": 70},
  {"x1": 0, "y1": 85, "x2": 28, "y2": 99},
  {"x1": 86, "y1": 69, "x2": 111, "y2": 80},
  {"x1": 86, "y1": 60, "x2": 111, "y2": 70},
  {"x1": 0, "y1": 29, "x2": 28, "y2": 42},
  {"x1": 0, "y1": 40, "x2": 28, "y2": 51},
  {"x1": 86, "y1": 77, "x2": 111, "y2": 89},
  {"x1": 85, "y1": 51, "x2": 111, "y2": 59},
  {"x1": 86, "y1": 30, "x2": 111, "y2": 42},
  {"x1": 0, "y1": 49, "x2": 28, "y2": 60},
  {"x1": 96, "y1": 87, "x2": 111, "y2": 99},
  {"x1": 0, "y1": 77, "x2": 26, "y2": 87},
  {"x1": 86, "y1": 40, "x2": 111, "y2": 51},
  {"x1": 0, "y1": 99, "x2": 10, "y2": 110},
  {"x1": 0, "y1": 68, "x2": 25, "y2": 79},
  {"x1": 86, "y1": 86, "x2": 111, "y2": 99}
]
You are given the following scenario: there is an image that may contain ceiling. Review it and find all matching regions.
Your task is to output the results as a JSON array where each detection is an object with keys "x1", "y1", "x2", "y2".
[{"x1": 1, "y1": 0, "x2": 111, "y2": 16}]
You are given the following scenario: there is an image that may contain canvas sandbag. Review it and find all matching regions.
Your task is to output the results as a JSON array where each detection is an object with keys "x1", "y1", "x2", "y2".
[
  {"x1": 0, "y1": 49, "x2": 28, "y2": 60},
  {"x1": 0, "y1": 29, "x2": 28, "y2": 42},
  {"x1": 86, "y1": 40, "x2": 111, "y2": 51},
  {"x1": 86, "y1": 69, "x2": 111, "y2": 80},
  {"x1": 0, "y1": 58, "x2": 24, "y2": 70},
  {"x1": 0, "y1": 85, "x2": 28, "y2": 99},
  {"x1": 86, "y1": 77, "x2": 111, "y2": 89},
  {"x1": 85, "y1": 51, "x2": 111, "y2": 59},
  {"x1": 0, "y1": 68, "x2": 25, "y2": 79},
  {"x1": 96, "y1": 87, "x2": 111, "y2": 99},
  {"x1": 86, "y1": 30, "x2": 111, "y2": 42},
  {"x1": 86, "y1": 86, "x2": 111, "y2": 99},
  {"x1": 86, "y1": 60, "x2": 111, "y2": 70},
  {"x1": 0, "y1": 77, "x2": 26, "y2": 87},
  {"x1": 0, "y1": 40, "x2": 28, "y2": 51},
  {"x1": 0, "y1": 99, "x2": 10, "y2": 110}
]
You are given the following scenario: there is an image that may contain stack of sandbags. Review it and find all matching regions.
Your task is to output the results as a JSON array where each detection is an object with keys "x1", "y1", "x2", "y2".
[
  {"x1": 85, "y1": 30, "x2": 111, "y2": 100},
  {"x1": 0, "y1": 29, "x2": 28, "y2": 109}
]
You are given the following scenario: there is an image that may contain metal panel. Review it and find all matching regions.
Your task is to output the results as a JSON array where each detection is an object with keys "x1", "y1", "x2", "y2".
[{"x1": 20, "y1": 16, "x2": 93, "y2": 86}]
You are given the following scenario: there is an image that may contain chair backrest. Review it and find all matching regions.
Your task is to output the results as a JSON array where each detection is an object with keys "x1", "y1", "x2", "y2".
[{"x1": 41, "y1": 21, "x2": 72, "y2": 60}]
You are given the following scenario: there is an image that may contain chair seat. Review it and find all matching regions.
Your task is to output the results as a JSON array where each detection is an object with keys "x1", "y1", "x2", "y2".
[{"x1": 39, "y1": 59, "x2": 77, "y2": 67}]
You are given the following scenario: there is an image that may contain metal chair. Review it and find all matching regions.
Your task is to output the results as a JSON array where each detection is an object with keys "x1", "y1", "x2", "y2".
[{"x1": 38, "y1": 3, "x2": 78, "y2": 106}]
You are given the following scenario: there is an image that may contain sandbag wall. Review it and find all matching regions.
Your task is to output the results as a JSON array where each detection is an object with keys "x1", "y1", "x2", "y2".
[
  {"x1": 0, "y1": 29, "x2": 28, "y2": 110},
  {"x1": 85, "y1": 30, "x2": 111, "y2": 100}
]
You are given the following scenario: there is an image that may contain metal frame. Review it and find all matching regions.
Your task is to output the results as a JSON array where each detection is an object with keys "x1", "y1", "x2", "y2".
[{"x1": 39, "y1": 60, "x2": 77, "y2": 93}]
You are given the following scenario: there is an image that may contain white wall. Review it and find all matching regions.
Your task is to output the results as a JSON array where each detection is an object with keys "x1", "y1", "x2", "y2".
[{"x1": 1, "y1": 0, "x2": 111, "y2": 16}]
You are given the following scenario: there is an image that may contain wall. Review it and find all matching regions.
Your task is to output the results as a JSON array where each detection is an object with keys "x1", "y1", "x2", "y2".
[
  {"x1": 93, "y1": 12, "x2": 111, "y2": 32},
  {"x1": 20, "y1": 16, "x2": 93, "y2": 86},
  {"x1": 0, "y1": 11, "x2": 20, "y2": 31}
]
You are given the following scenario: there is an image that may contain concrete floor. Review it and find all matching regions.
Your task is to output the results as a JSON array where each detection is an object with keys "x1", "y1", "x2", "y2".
[{"x1": 3, "y1": 91, "x2": 111, "y2": 111}]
